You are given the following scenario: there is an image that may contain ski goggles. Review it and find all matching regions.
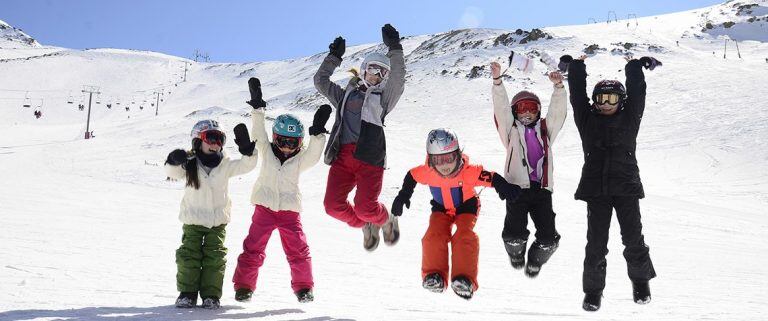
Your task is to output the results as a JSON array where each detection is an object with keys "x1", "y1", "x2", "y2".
[
  {"x1": 595, "y1": 93, "x2": 621, "y2": 105},
  {"x1": 200, "y1": 130, "x2": 226, "y2": 146},
  {"x1": 430, "y1": 152, "x2": 459, "y2": 166},
  {"x1": 366, "y1": 63, "x2": 389, "y2": 78},
  {"x1": 515, "y1": 100, "x2": 540, "y2": 114},
  {"x1": 273, "y1": 133, "x2": 302, "y2": 150}
]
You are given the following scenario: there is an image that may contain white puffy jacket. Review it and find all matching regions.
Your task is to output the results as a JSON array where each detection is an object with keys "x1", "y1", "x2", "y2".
[
  {"x1": 249, "y1": 109, "x2": 326, "y2": 212},
  {"x1": 165, "y1": 153, "x2": 258, "y2": 228},
  {"x1": 492, "y1": 82, "x2": 567, "y2": 191}
]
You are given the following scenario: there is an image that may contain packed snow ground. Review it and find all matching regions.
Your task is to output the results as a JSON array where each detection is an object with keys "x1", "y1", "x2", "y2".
[{"x1": 1, "y1": 2, "x2": 767, "y2": 320}]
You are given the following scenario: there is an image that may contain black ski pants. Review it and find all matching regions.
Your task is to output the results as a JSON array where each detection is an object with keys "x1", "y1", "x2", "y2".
[
  {"x1": 582, "y1": 196, "x2": 656, "y2": 294},
  {"x1": 501, "y1": 183, "x2": 560, "y2": 245}
]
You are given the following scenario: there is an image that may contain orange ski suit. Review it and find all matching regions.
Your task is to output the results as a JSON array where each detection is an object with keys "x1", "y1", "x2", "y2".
[{"x1": 408, "y1": 154, "x2": 494, "y2": 290}]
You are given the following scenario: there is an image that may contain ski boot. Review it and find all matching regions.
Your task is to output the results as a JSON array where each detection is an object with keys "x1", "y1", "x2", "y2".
[
  {"x1": 422, "y1": 273, "x2": 446, "y2": 293},
  {"x1": 382, "y1": 211, "x2": 400, "y2": 246},
  {"x1": 362, "y1": 222, "x2": 381, "y2": 251},
  {"x1": 175, "y1": 292, "x2": 198, "y2": 308},
  {"x1": 450, "y1": 276, "x2": 474, "y2": 300},
  {"x1": 200, "y1": 297, "x2": 220, "y2": 310},
  {"x1": 632, "y1": 281, "x2": 651, "y2": 304},
  {"x1": 503, "y1": 238, "x2": 527, "y2": 269},
  {"x1": 295, "y1": 288, "x2": 314, "y2": 303},
  {"x1": 582, "y1": 292, "x2": 602, "y2": 312},
  {"x1": 525, "y1": 239, "x2": 559, "y2": 278},
  {"x1": 235, "y1": 288, "x2": 253, "y2": 302}
]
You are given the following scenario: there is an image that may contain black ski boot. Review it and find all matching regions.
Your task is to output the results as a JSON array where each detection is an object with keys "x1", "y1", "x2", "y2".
[
  {"x1": 450, "y1": 275, "x2": 474, "y2": 300},
  {"x1": 632, "y1": 281, "x2": 651, "y2": 304},
  {"x1": 503, "y1": 239, "x2": 527, "y2": 269},
  {"x1": 200, "y1": 297, "x2": 220, "y2": 310},
  {"x1": 235, "y1": 288, "x2": 253, "y2": 302},
  {"x1": 295, "y1": 288, "x2": 314, "y2": 303},
  {"x1": 422, "y1": 272, "x2": 446, "y2": 293},
  {"x1": 175, "y1": 292, "x2": 197, "y2": 308},
  {"x1": 524, "y1": 239, "x2": 559, "y2": 278},
  {"x1": 582, "y1": 292, "x2": 602, "y2": 311}
]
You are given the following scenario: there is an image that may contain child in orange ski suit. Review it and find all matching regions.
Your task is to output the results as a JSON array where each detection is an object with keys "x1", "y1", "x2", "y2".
[{"x1": 390, "y1": 128, "x2": 521, "y2": 299}]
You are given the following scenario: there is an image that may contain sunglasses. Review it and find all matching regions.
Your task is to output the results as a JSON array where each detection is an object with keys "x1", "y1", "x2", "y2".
[
  {"x1": 515, "y1": 100, "x2": 540, "y2": 114},
  {"x1": 595, "y1": 93, "x2": 621, "y2": 105},
  {"x1": 430, "y1": 152, "x2": 459, "y2": 166},
  {"x1": 273, "y1": 133, "x2": 302, "y2": 150},
  {"x1": 366, "y1": 64, "x2": 389, "y2": 78},
  {"x1": 200, "y1": 130, "x2": 226, "y2": 146}
]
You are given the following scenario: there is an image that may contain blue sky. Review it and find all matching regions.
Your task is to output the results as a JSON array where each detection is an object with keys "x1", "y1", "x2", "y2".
[{"x1": 2, "y1": 0, "x2": 723, "y2": 62}]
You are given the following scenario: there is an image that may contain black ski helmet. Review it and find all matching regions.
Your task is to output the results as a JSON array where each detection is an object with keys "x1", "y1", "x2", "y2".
[{"x1": 591, "y1": 80, "x2": 626, "y2": 113}]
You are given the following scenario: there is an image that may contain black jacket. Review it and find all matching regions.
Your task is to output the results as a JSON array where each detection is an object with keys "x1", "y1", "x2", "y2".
[{"x1": 567, "y1": 59, "x2": 646, "y2": 200}]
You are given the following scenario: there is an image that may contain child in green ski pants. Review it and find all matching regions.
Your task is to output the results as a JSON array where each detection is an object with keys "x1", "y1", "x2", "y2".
[{"x1": 165, "y1": 119, "x2": 258, "y2": 309}]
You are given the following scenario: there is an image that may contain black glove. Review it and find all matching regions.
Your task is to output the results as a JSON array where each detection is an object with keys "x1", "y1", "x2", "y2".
[
  {"x1": 391, "y1": 195, "x2": 411, "y2": 216},
  {"x1": 233, "y1": 123, "x2": 255, "y2": 156},
  {"x1": 329, "y1": 36, "x2": 345, "y2": 59},
  {"x1": 455, "y1": 196, "x2": 479, "y2": 215},
  {"x1": 166, "y1": 149, "x2": 189, "y2": 166},
  {"x1": 492, "y1": 173, "x2": 522, "y2": 201},
  {"x1": 246, "y1": 77, "x2": 266, "y2": 109},
  {"x1": 638, "y1": 56, "x2": 662, "y2": 70},
  {"x1": 382, "y1": 24, "x2": 402, "y2": 50},
  {"x1": 308, "y1": 104, "x2": 332, "y2": 136},
  {"x1": 558, "y1": 55, "x2": 573, "y2": 73}
]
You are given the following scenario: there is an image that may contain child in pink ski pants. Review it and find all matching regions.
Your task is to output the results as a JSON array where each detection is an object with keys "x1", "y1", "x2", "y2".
[{"x1": 232, "y1": 77, "x2": 330, "y2": 303}]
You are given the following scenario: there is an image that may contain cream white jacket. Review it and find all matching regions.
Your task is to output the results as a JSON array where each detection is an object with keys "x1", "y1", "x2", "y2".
[
  {"x1": 165, "y1": 153, "x2": 258, "y2": 228},
  {"x1": 249, "y1": 109, "x2": 326, "y2": 212},
  {"x1": 492, "y1": 82, "x2": 567, "y2": 191}
]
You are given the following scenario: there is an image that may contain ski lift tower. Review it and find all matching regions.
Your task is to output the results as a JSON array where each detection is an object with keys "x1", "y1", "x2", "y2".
[{"x1": 82, "y1": 85, "x2": 101, "y2": 139}]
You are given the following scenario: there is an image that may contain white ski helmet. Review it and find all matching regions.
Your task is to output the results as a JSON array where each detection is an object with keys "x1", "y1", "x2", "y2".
[
  {"x1": 191, "y1": 119, "x2": 222, "y2": 139},
  {"x1": 361, "y1": 52, "x2": 391, "y2": 79},
  {"x1": 426, "y1": 128, "x2": 461, "y2": 155}
]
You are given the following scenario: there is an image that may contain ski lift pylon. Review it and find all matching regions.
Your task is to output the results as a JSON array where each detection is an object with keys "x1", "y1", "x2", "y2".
[{"x1": 22, "y1": 92, "x2": 31, "y2": 108}]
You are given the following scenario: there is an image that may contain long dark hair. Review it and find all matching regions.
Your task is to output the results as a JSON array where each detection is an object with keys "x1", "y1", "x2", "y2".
[{"x1": 185, "y1": 138, "x2": 202, "y2": 189}]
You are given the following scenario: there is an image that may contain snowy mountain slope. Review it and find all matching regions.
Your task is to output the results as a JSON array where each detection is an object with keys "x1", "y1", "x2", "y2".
[
  {"x1": 1, "y1": 1, "x2": 768, "y2": 320},
  {"x1": 0, "y1": 18, "x2": 39, "y2": 48}
]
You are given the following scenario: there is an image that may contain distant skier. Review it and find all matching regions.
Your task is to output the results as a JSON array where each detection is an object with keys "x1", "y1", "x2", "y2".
[
  {"x1": 232, "y1": 78, "x2": 330, "y2": 304},
  {"x1": 567, "y1": 55, "x2": 661, "y2": 311},
  {"x1": 390, "y1": 129, "x2": 521, "y2": 300},
  {"x1": 314, "y1": 24, "x2": 406, "y2": 251},
  {"x1": 489, "y1": 61, "x2": 567, "y2": 277},
  {"x1": 164, "y1": 119, "x2": 258, "y2": 309}
]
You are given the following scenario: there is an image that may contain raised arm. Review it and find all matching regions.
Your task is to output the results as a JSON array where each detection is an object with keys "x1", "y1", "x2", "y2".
[
  {"x1": 226, "y1": 154, "x2": 258, "y2": 178},
  {"x1": 567, "y1": 57, "x2": 591, "y2": 129},
  {"x1": 490, "y1": 61, "x2": 513, "y2": 147},
  {"x1": 300, "y1": 104, "x2": 332, "y2": 172},
  {"x1": 298, "y1": 133, "x2": 327, "y2": 172},
  {"x1": 624, "y1": 58, "x2": 647, "y2": 122},
  {"x1": 544, "y1": 72, "x2": 568, "y2": 142},
  {"x1": 381, "y1": 24, "x2": 406, "y2": 114},
  {"x1": 250, "y1": 108, "x2": 270, "y2": 150},
  {"x1": 313, "y1": 37, "x2": 346, "y2": 107}
]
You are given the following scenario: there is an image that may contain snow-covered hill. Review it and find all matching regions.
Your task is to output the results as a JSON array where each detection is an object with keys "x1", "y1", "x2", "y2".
[{"x1": 1, "y1": 1, "x2": 767, "y2": 320}]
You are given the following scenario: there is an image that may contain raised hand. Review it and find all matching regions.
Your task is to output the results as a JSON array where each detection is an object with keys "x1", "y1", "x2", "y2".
[
  {"x1": 548, "y1": 71, "x2": 564, "y2": 84},
  {"x1": 233, "y1": 123, "x2": 255, "y2": 156},
  {"x1": 309, "y1": 104, "x2": 332, "y2": 136},
  {"x1": 639, "y1": 56, "x2": 662, "y2": 70},
  {"x1": 166, "y1": 149, "x2": 190, "y2": 166},
  {"x1": 247, "y1": 77, "x2": 266, "y2": 109},
  {"x1": 490, "y1": 61, "x2": 502, "y2": 79},
  {"x1": 329, "y1": 36, "x2": 346, "y2": 59},
  {"x1": 382, "y1": 24, "x2": 402, "y2": 50}
]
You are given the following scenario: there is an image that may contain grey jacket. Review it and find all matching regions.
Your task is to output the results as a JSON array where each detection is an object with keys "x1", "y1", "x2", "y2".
[{"x1": 313, "y1": 49, "x2": 406, "y2": 167}]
